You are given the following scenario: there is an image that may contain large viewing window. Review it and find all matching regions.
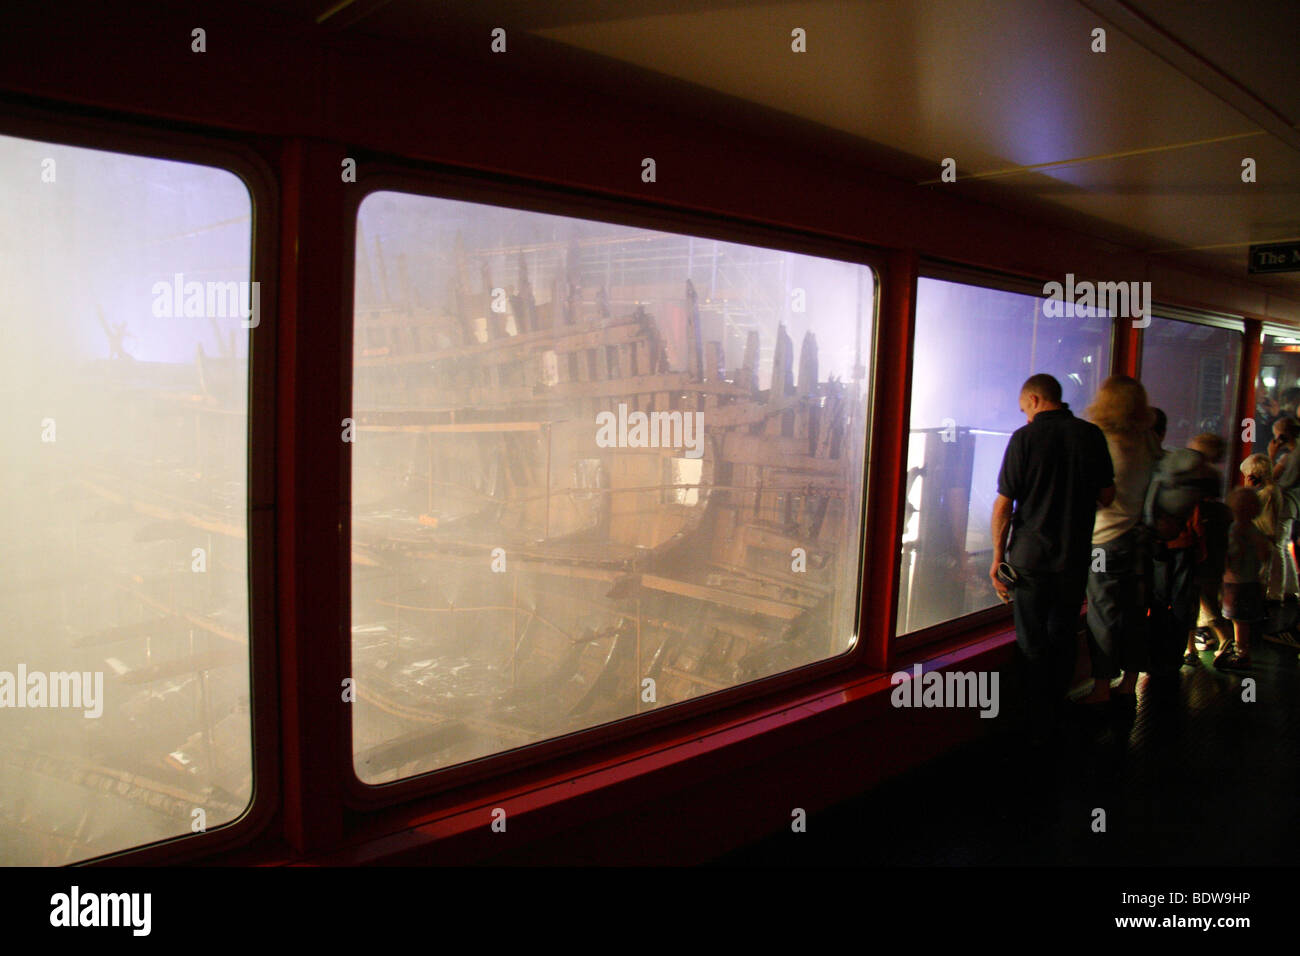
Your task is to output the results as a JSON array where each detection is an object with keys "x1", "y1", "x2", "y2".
[
  {"x1": 0, "y1": 133, "x2": 254, "y2": 863},
  {"x1": 350, "y1": 191, "x2": 874, "y2": 784},
  {"x1": 1141, "y1": 315, "x2": 1241, "y2": 490},
  {"x1": 897, "y1": 275, "x2": 1112, "y2": 636}
]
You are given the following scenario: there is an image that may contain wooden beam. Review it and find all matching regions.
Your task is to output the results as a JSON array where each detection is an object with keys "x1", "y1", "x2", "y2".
[
  {"x1": 707, "y1": 393, "x2": 799, "y2": 427},
  {"x1": 116, "y1": 648, "x2": 244, "y2": 685},
  {"x1": 79, "y1": 478, "x2": 245, "y2": 539},
  {"x1": 637, "y1": 573, "x2": 803, "y2": 620},
  {"x1": 71, "y1": 616, "x2": 176, "y2": 647},
  {"x1": 358, "y1": 421, "x2": 549, "y2": 434},
  {"x1": 708, "y1": 560, "x2": 832, "y2": 595},
  {"x1": 115, "y1": 582, "x2": 248, "y2": 646},
  {"x1": 356, "y1": 316, "x2": 643, "y2": 367},
  {"x1": 547, "y1": 372, "x2": 751, "y2": 401},
  {"x1": 720, "y1": 434, "x2": 845, "y2": 474}
]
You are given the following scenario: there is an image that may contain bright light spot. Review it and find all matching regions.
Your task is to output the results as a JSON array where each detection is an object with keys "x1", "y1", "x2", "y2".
[{"x1": 1263, "y1": 376, "x2": 1277, "y2": 388}]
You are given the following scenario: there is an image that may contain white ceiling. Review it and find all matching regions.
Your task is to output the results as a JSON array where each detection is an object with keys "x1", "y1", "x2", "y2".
[{"x1": 527, "y1": 0, "x2": 1300, "y2": 286}]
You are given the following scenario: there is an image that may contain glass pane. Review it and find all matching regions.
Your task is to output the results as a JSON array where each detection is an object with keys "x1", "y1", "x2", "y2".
[
  {"x1": 1142, "y1": 316, "x2": 1240, "y2": 492},
  {"x1": 351, "y1": 191, "x2": 874, "y2": 783},
  {"x1": 0, "y1": 134, "x2": 254, "y2": 863},
  {"x1": 897, "y1": 277, "x2": 1111, "y2": 635},
  {"x1": 1252, "y1": 330, "x2": 1300, "y2": 456}
]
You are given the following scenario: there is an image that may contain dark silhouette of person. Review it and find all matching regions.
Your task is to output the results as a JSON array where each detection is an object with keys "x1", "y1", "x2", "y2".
[{"x1": 991, "y1": 374, "x2": 1115, "y2": 741}]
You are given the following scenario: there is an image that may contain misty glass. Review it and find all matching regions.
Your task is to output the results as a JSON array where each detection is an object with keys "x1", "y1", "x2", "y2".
[
  {"x1": 1251, "y1": 331, "x2": 1300, "y2": 456},
  {"x1": 351, "y1": 191, "x2": 874, "y2": 783},
  {"x1": 896, "y1": 276, "x2": 1112, "y2": 636},
  {"x1": 0, "y1": 134, "x2": 253, "y2": 863},
  {"x1": 1142, "y1": 317, "x2": 1241, "y2": 487}
]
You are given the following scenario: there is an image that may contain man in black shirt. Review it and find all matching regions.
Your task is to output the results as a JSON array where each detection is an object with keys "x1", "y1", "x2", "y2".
[{"x1": 990, "y1": 374, "x2": 1115, "y2": 737}]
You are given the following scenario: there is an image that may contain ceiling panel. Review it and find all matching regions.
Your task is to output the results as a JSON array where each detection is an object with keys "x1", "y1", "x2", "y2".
[
  {"x1": 1125, "y1": 0, "x2": 1300, "y2": 126},
  {"x1": 532, "y1": 0, "x2": 1257, "y2": 168},
  {"x1": 991, "y1": 137, "x2": 1300, "y2": 286},
  {"x1": 992, "y1": 137, "x2": 1300, "y2": 241}
]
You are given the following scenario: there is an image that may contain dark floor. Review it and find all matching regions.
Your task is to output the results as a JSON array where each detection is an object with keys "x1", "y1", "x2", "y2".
[{"x1": 719, "y1": 638, "x2": 1300, "y2": 866}]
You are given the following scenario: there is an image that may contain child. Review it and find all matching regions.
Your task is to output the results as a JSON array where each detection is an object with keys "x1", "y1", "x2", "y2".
[
  {"x1": 1241, "y1": 453, "x2": 1282, "y2": 543},
  {"x1": 1218, "y1": 487, "x2": 1272, "y2": 670},
  {"x1": 1242, "y1": 453, "x2": 1281, "y2": 644}
]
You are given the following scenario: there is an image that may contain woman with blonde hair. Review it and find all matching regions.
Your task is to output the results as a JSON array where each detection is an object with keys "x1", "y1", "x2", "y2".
[{"x1": 1080, "y1": 375, "x2": 1159, "y2": 703}]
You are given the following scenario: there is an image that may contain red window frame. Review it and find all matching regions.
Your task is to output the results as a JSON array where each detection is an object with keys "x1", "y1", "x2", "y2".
[{"x1": 336, "y1": 162, "x2": 893, "y2": 811}]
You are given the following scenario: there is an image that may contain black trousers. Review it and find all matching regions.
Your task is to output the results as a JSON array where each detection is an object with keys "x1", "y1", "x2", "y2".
[
  {"x1": 1086, "y1": 528, "x2": 1147, "y2": 680},
  {"x1": 1012, "y1": 565, "x2": 1086, "y2": 729}
]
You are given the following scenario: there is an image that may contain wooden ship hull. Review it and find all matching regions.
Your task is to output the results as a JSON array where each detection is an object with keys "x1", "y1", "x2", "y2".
[
  {"x1": 0, "y1": 351, "x2": 252, "y2": 864},
  {"x1": 350, "y1": 239, "x2": 867, "y2": 783}
]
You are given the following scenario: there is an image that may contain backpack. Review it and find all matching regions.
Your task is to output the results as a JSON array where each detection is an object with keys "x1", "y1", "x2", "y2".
[{"x1": 1145, "y1": 447, "x2": 1221, "y2": 542}]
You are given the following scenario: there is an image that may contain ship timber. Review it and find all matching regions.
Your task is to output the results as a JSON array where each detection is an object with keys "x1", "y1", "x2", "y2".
[{"x1": 351, "y1": 240, "x2": 865, "y2": 783}]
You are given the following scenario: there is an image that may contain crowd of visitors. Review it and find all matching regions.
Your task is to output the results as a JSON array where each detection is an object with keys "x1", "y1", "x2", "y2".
[{"x1": 990, "y1": 372, "x2": 1300, "y2": 737}]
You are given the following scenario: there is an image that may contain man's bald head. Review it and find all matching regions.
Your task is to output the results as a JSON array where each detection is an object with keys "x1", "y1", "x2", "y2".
[
  {"x1": 1020, "y1": 374, "x2": 1062, "y2": 405},
  {"x1": 1019, "y1": 374, "x2": 1062, "y2": 422}
]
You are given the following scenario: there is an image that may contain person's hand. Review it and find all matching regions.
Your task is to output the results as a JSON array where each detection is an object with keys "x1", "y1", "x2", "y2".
[{"x1": 989, "y1": 560, "x2": 1011, "y2": 603}]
